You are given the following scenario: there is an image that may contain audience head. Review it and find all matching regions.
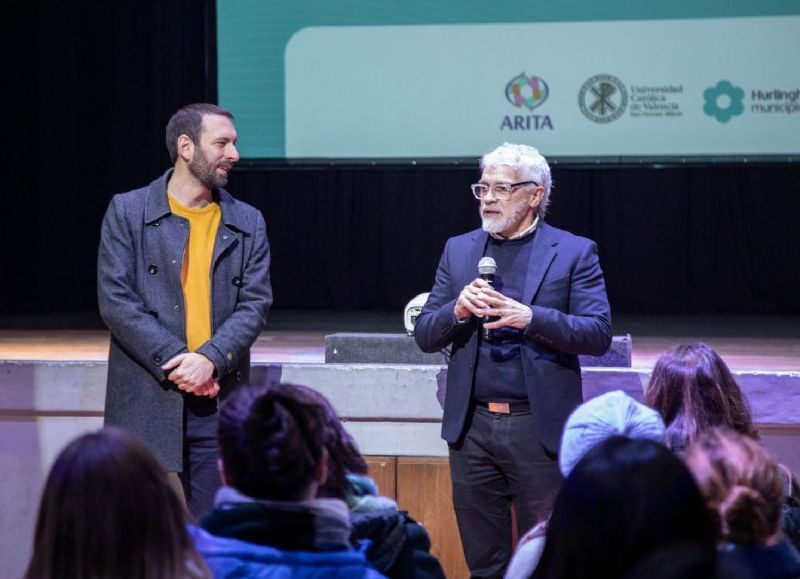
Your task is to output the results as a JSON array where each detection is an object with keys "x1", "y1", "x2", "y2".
[
  {"x1": 25, "y1": 427, "x2": 208, "y2": 579},
  {"x1": 560, "y1": 390, "x2": 666, "y2": 477},
  {"x1": 286, "y1": 384, "x2": 369, "y2": 500},
  {"x1": 685, "y1": 427, "x2": 784, "y2": 546},
  {"x1": 217, "y1": 382, "x2": 333, "y2": 501},
  {"x1": 644, "y1": 342, "x2": 757, "y2": 453},
  {"x1": 533, "y1": 437, "x2": 716, "y2": 579}
]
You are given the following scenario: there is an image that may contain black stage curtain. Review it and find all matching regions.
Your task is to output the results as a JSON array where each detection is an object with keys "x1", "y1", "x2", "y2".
[
  {"x1": 9, "y1": 2, "x2": 800, "y2": 317},
  {"x1": 9, "y1": 1, "x2": 212, "y2": 316},
  {"x1": 228, "y1": 164, "x2": 800, "y2": 314}
]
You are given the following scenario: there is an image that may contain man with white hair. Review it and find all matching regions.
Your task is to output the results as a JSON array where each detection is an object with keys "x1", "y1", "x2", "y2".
[{"x1": 415, "y1": 143, "x2": 612, "y2": 578}]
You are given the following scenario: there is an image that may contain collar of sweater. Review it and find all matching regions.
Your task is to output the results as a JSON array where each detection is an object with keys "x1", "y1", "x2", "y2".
[
  {"x1": 201, "y1": 486, "x2": 352, "y2": 551},
  {"x1": 488, "y1": 215, "x2": 539, "y2": 241}
]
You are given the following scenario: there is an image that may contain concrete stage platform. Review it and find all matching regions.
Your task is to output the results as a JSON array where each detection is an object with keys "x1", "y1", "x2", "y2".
[{"x1": 1, "y1": 311, "x2": 799, "y2": 577}]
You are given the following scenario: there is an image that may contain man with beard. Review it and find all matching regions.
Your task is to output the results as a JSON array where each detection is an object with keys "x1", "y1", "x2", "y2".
[
  {"x1": 97, "y1": 104, "x2": 272, "y2": 517},
  {"x1": 414, "y1": 143, "x2": 611, "y2": 578}
]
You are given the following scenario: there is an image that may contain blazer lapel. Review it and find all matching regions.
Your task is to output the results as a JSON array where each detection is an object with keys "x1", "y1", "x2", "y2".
[
  {"x1": 462, "y1": 229, "x2": 490, "y2": 285},
  {"x1": 523, "y1": 223, "x2": 558, "y2": 305}
]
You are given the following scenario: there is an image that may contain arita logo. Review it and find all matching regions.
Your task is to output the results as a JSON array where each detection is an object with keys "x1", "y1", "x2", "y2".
[{"x1": 505, "y1": 73, "x2": 549, "y2": 110}]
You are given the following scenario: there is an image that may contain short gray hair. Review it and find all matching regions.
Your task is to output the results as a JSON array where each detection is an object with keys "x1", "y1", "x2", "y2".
[{"x1": 480, "y1": 142, "x2": 552, "y2": 218}]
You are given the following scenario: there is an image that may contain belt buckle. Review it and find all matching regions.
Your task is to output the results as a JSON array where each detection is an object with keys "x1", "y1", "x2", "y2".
[{"x1": 487, "y1": 402, "x2": 511, "y2": 414}]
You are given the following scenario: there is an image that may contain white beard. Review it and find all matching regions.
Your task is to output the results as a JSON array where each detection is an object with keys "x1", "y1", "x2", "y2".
[{"x1": 481, "y1": 200, "x2": 532, "y2": 236}]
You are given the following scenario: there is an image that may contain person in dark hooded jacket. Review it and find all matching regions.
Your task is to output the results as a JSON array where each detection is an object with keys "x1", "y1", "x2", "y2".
[{"x1": 294, "y1": 384, "x2": 446, "y2": 579}]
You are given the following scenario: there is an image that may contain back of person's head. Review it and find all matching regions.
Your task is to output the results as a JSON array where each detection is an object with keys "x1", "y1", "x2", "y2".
[
  {"x1": 533, "y1": 437, "x2": 716, "y2": 579},
  {"x1": 217, "y1": 382, "x2": 333, "y2": 501},
  {"x1": 25, "y1": 427, "x2": 207, "y2": 579},
  {"x1": 685, "y1": 427, "x2": 784, "y2": 545},
  {"x1": 165, "y1": 103, "x2": 233, "y2": 163},
  {"x1": 559, "y1": 390, "x2": 666, "y2": 477},
  {"x1": 644, "y1": 342, "x2": 757, "y2": 453},
  {"x1": 285, "y1": 384, "x2": 369, "y2": 500}
]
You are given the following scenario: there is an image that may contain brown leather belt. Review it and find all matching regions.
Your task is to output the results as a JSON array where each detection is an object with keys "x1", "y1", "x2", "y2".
[{"x1": 476, "y1": 400, "x2": 530, "y2": 414}]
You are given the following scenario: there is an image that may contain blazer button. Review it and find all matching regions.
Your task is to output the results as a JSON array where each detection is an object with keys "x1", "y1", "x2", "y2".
[
  {"x1": 153, "y1": 354, "x2": 162, "y2": 364},
  {"x1": 148, "y1": 264, "x2": 158, "y2": 275},
  {"x1": 232, "y1": 277, "x2": 242, "y2": 287}
]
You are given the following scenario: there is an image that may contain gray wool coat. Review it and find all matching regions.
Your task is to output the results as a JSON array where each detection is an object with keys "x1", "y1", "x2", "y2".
[{"x1": 97, "y1": 170, "x2": 272, "y2": 470}]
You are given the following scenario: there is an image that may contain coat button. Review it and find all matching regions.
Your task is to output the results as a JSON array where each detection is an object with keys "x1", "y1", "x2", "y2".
[
  {"x1": 226, "y1": 352, "x2": 233, "y2": 361},
  {"x1": 154, "y1": 220, "x2": 160, "y2": 227},
  {"x1": 232, "y1": 277, "x2": 242, "y2": 287},
  {"x1": 153, "y1": 354, "x2": 162, "y2": 364},
  {"x1": 223, "y1": 234, "x2": 228, "y2": 240},
  {"x1": 174, "y1": 304, "x2": 180, "y2": 310},
  {"x1": 148, "y1": 264, "x2": 158, "y2": 275},
  {"x1": 235, "y1": 370, "x2": 242, "y2": 382}
]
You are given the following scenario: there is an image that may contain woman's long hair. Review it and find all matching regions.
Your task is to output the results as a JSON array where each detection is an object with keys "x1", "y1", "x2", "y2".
[
  {"x1": 25, "y1": 427, "x2": 209, "y2": 579},
  {"x1": 532, "y1": 437, "x2": 716, "y2": 579},
  {"x1": 644, "y1": 342, "x2": 757, "y2": 453}
]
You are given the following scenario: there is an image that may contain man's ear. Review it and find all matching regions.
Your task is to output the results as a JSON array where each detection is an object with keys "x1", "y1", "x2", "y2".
[
  {"x1": 177, "y1": 134, "x2": 194, "y2": 163},
  {"x1": 529, "y1": 186, "x2": 544, "y2": 210}
]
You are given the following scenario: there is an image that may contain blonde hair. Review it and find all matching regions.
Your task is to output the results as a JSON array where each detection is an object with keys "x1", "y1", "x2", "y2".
[{"x1": 685, "y1": 427, "x2": 784, "y2": 545}]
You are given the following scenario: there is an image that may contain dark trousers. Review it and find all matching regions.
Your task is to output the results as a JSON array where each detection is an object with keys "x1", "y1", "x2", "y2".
[
  {"x1": 179, "y1": 404, "x2": 221, "y2": 520},
  {"x1": 449, "y1": 406, "x2": 562, "y2": 579}
]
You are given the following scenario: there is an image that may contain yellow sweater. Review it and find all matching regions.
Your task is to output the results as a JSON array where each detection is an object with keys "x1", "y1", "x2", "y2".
[{"x1": 168, "y1": 194, "x2": 221, "y2": 352}]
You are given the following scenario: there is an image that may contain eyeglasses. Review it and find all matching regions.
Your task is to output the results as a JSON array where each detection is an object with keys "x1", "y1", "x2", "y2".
[{"x1": 470, "y1": 181, "x2": 539, "y2": 200}]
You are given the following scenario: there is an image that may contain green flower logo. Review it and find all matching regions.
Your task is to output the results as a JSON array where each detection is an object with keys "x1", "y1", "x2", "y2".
[{"x1": 703, "y1": 80, "x2": 744, "y2": 123}]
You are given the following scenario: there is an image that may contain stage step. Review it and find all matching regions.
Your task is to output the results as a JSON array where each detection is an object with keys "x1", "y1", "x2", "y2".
[{"x1": 324, "y1": 333, "x2": 633, "y2": 367}]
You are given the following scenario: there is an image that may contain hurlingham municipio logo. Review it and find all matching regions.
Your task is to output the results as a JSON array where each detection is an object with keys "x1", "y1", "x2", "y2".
[
  {"x1": 505, "y1": 73, "x2": 549, "y2": 110},
  {"x1": 703, "y1": 80, "x2": 745, "y2": 123},
  {"x1": 579, "y1": 74, "x2": 628, "y2": 123}
]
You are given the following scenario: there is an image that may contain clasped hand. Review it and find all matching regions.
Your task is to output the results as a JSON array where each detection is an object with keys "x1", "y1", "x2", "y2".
[
  {"x1": 455, "y1": 278, "x2": 532, "y2": 330},
  {"x1": 162, "y1": 353, "x2": 219, "y2": 398}
]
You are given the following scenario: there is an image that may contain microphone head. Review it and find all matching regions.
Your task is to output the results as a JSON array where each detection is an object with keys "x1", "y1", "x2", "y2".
[{"x1": 478, "y1": 256, "x2": 497, "y2": 276}]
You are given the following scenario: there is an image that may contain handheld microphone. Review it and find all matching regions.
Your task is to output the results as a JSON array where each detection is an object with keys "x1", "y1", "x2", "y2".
[{"x1": 478, "y1": 257, "x2": 497, "y2": 341}]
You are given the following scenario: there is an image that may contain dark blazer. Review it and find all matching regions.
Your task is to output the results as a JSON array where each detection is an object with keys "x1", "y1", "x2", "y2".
[
  {"x1": 97, "y1": 170, "x2": 272, "y2": 470},
  {"x1": 414, "y1": 222, "x2": 611, "y2": 452}
]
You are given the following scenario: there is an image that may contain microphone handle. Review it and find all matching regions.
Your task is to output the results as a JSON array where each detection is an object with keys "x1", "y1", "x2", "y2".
[{"x1": 479, "y1": 273, "x2": 496, "y2": 341}]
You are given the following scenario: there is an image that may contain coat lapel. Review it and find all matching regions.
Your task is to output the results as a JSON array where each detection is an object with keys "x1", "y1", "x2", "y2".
[
  {"x1": 523, "y1": 222, "x2": 558, "y2": 305},
  {"x1": 463, "y1": 229, "x2": 490, "y2": 285}
]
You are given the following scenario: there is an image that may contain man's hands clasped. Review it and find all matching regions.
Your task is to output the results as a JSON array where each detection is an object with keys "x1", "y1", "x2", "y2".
[
  {"x1": 162, "y1": 353, "x2": 220, "y2": 398},
  {"x1": 454, "y1": 278, "x2": 532, "y2": 330}
]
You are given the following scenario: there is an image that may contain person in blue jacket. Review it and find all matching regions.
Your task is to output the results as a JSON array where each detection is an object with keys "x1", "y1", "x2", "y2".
[
  {"x1": 293, "y1": 383, "x2": 446, "y2": 578},
  {"x1": 191, "y1": 382, "x2": 385, "y2": 578}
]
